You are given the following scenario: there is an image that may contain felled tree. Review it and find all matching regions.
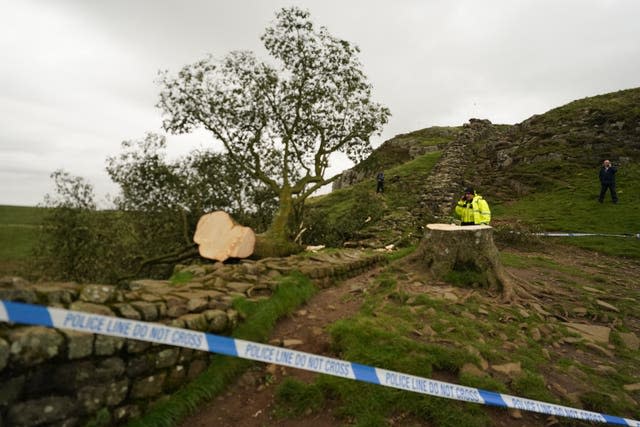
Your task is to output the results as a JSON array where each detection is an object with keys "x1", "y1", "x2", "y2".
[{"x1": 157, "y1": 7, "x2": 390, "y2": 251}]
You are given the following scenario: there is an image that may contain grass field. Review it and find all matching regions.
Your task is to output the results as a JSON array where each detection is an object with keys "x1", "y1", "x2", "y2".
[
  {"x1": 494, "y1": 163, "x2": 640, "y2": 258},
  {"x1": 0, "y1": 205, "x2": 49, "y2": 275}
]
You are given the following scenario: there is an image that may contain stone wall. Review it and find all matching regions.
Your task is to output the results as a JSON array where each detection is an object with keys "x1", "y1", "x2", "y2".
[
  {"x1": 0, "y1": 250, "x2": 386, "y2": 427},
  {"x1": 417, "y1": 118, "x2": 496, "y2": 219}
]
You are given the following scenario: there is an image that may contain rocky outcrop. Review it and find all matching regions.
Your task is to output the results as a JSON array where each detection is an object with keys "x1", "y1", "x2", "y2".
[
  {"x1": 332, "y1": 126, "x2": 460, "y2": 191},
  {"x1": 0, "y1": 250, "x2": 386, "y2": 426}
]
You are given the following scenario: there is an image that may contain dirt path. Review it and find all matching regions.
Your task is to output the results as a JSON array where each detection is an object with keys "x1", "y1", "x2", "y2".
[
  {"x1": 179, "y1": 268, "x2": 382, "y2": 427},
  {"x1": 177, "y1": 245, "x2": 640, "y2": 427}
]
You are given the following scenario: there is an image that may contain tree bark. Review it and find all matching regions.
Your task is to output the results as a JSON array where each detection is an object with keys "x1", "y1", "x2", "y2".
[
  {"x1": 194, "y1": 211, "x2": 256, "y2": 262},
  {"x1": 417, "y1": 224, "x2": 514, "y2": 299}
]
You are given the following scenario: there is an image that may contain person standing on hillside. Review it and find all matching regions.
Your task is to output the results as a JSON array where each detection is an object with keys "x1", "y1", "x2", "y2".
[
  {"x1": 598, "y1": 159, "x2": 618, "y2": 204},
  {"x1": 376, "y1": 171, "x2": 385, "y2": 193},
  {"x1": 454, "y1": 187, "x2": 491, "y2": 225}
]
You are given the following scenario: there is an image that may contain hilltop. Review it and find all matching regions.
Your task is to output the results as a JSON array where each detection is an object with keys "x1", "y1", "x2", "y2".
[{"x1": 304, "y1": 87, "x2": 640, "y2": 257}]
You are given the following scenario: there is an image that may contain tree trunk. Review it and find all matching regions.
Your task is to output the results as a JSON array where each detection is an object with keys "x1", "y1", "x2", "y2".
[
  {"x1": 251, "y1": 186, "x2": 302, "y2": 258},
  {"x1": 268, "y1": 186, "x2": 293, "y2": 243},
  {"x1": 193, "y1": 211, "x2": 256, "y2": 262},
  {"x1": 417, "y1": 224, "x2": 514, "y2": 299}
]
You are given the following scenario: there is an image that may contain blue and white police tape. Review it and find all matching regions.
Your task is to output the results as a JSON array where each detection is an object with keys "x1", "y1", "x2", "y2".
[
  {"x1": 1, "y1": 300, "x2": 638, "y2": 426},
  {"x1": 534, "y1": 232, "x2": 640, "y2": 239}
]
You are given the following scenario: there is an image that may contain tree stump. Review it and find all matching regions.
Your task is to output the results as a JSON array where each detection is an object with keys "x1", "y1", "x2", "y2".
[
  {"x1": 417, "y1": 224, "x2": 514, "y2": 299},
  {"x1": 194, "y1": 211, "x2": 256, "y2": 262}
]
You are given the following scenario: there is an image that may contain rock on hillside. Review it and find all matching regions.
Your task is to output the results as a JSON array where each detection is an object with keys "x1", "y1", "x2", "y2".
[
  {"x1": 332, "y1": 126, "x2": 461, "y2": 190},
  {"x1": 468, "y1": 87, "x2": 640, "y2": 199}
]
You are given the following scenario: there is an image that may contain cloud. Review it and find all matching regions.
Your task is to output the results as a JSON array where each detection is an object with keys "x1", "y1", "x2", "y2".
[{"x1": 0, "y1": 0, "x2": 639, "y2": 206}]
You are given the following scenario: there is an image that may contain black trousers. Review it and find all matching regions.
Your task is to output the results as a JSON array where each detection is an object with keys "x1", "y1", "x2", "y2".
[
  {"x1": 599, "y1": 183, "x2": 618, "y2": 203},
  {"x1": 376, "y1": 181, "x2": 384, "y2": 193}
]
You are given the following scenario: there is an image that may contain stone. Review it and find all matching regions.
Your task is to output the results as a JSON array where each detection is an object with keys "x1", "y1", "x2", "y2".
[
  {"x1": 595, "y1": 299, "x2": 619, "y2": 312},
  {"x1": 619, "y1": 332, "x2": 639, "y2": 350},
  {"x1": 79, "y1": 284, "x2": 116, "y2": 303},
  {"x1": 582, "y1": 286, "x2": 604, "y2": 294},
  {"x1": 443, "y1": 292, "x2": 458, "y2": 302},
  {"x1": 113, "y1": 405, "x2": 141, "y2": 424},
  {"x1": 460, "y1": 363, "x2": 487, "y2": 377},
  {"x1": 509, "y1": 408, "x2": 523, "y2": 419},
  {"x1": 166, "y1": 302, "x2": 189, "y2": 318},
  {"x1": 130, "y1": 301, "x2": 158, "y2": 321},
  {"x1": 491, "y1": 362, "x2": 522, "y2": 378},
  {"x1": 227, "y1": 282, "x2": 252, "y2": 293},
  {"x1": 62, "y1": 330, "x2": 94, "y2": 359},
  {"x1": 204, "y1": 309, "x2": 228, "y2": 332},
  {"x1": 112, "y1": 303, "x2": 142, "y2": 320},
  {"x1": 0, "y1": 337, "x2": 9, "y2": 371},
  {"x1": 165, "y1": 365, "x2": 187, "y2": 391},
  {"x1": 186, "y1": 297, "x2": 209, "y2": 312},
  {"x1": 78, "y1": 384, "x2": 108, "y2": 413},
  {"x1": 107, "y1": 379, "x2": 130, "y2": 406},
  {"x1": 130, "y1": 373, "x2": 166, "y2": 399},
  {"x1": 127, "y1": 355, "x2": 153, "y2": 378},
  {"x1": 564, "y1": 323, "x2": 610, "y2": 344},
  {"x1": 623, "y1": 383, "x2": 640, "y2": 392},
  {"x1": 128, "y1": 279, "x2": 170, "y2": 291},
  {"x1": 156, "y1": 348, "x2": 180, "y2": 369},
  {"x1": 530, "y1": 328, "x2": 542, "y2": 341},
  {"x1": 9, "y1": 326, "x2": 64, "y2": 366},
  {"x1": 126, "y1": 339, "x2": 152, "y2": 354},
  {"x1": 571, "y1": 307, "x2": 588, "y2": 316},
  {"x1": 7, "y1": 396, "x2": 78, "y2": 427},
  {"x1": 95, "y1": 335, "x2": 125, "y2": 356},
  {"x1": 69, "y1": 302, "x2": 114, "y2": 316},
  {"x1": 584, "y1": 342, "x2": 614, "y2": 358},
  {"x1": 0, "y1": 375, "x2": 25, "y2": 406},
  {"x1": 283, "y1": 339, "x2": 303, "y2": 348},
  {"x1": 0, "y1": 288, "x2": 37, "y2": 303},
  {"x1": 179, "y1": 313, "x2": 209, "y2": 331}
]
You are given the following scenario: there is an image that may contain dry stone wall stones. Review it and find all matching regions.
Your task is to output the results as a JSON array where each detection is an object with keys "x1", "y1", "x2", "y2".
[
  {"x1": 0, "y1": 375, "x2": 25, "y2": 406},
  {"x1": 7, "y1": 396, "x2": 78, "y2": 427},
  {"x1": 9, "y1": 326, "x2": 64, "y2": 366},
  {"x1": 113, "y1": 303, "x2": 142, "y2": 320},
  {"x1": 178, "y1": 313, "x2": 209, "y2": 331},
  {"x1": 94, "y1": 335, "x2": 125, "y2": 356},
  {"x1": 130, "y1": 301, "x2": 158, "y2": 321},
  {"x1": 186, "y1": 297, "x2": 208, "y2": 312},
  {"x1": 155, "y1": 348, "x2": 180, "y2": 369},
  {"x1": 62, "y1": 330, "x2": 94, "y2": 359},
  {"x1": 130, "y1": 373, "x2": 166, "y2": 399},
  {"x1": 107, "y1": 379, "x2": 130, "y2": 406},
  {"x1": 0, "y1": 337, "x2": 8, "y2": 370},
  {"x1": 0, "y1": 287, "x2": 37, "y2": 303},
  {"x1": 203, "y1": 309, "x2": 228, "y2": 332},
  {"x1": 126, "y1": 339, "x2": 152, "y2": 354},
  {"x1": 165, "y1": 365, "x2": 187, "y2": 390},
  {"x1": 69, "y1": 302, "x2": 114, "y2": 316},
  {"x1": 79, "y1": 284, "x2": 116, "y2": 303}
]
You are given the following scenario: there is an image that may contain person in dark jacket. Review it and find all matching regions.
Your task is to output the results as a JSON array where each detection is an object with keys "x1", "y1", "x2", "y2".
[
  {"x1": 376, "y1": 171, "x2": 385, "y2": 193},
  {"x1": 598, "y1": 159, "x2": 618, "y2": 203}
]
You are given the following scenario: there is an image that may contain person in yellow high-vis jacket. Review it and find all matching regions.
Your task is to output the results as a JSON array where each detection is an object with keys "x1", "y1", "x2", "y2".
[{"x1": 454, "y1": 187, "x2": 491, "y2": 225}]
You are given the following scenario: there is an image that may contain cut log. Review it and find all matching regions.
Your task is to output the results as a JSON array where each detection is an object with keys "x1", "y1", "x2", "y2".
[
  {"x1": 193, "y1": 211, "x2": 256, "y2": 262},
  {"x1": 417, "y1": 223, "x2": 514, "y2": 299}
]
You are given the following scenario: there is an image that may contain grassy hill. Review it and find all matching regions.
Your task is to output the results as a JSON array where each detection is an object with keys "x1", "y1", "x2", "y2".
[{"x1": 309, "y1": 87, "x2": 640, "y2": 258}]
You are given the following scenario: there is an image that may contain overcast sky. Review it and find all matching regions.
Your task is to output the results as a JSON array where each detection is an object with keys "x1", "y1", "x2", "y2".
[{"x1": 2, "y1": 0, "x2": 639, "y2": 207}]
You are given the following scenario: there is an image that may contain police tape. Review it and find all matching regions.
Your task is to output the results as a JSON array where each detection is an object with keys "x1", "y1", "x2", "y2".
[
  {"x1": 1, "y1": 300, "x2": 638, "y2": 426},
  {"x1": 534, "y1": 232, "x2": 640, "y2": 238}
]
